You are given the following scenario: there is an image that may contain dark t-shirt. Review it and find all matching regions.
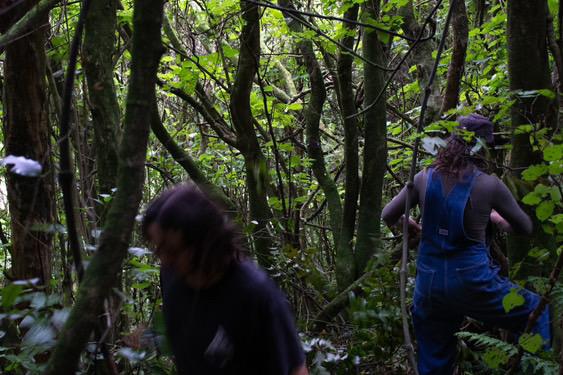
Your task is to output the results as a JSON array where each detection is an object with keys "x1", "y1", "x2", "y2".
[{"x1": 160, "y1": 260, "x2": 305, "y2": 375}]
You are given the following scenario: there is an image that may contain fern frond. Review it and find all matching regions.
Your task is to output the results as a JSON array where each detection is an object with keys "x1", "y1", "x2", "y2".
[
  {"x1": 521, "y1": 353, "x2": 560, "y2": 375},
  {"x1": 456, "y1": 331, "x2": 517, "y2": 356}
]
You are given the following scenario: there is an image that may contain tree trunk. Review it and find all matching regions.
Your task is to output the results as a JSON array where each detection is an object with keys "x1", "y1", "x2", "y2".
[
  {"x1": 229, "y1": 1, "x2": 274, "y2": 266},
  {"x1": 1, "y1": 0, "x2": 54, "y2": 285},
  {"x1": 44, "y1": 0, "x2": 164, "y2": 371},
  {"x1": 83, "y1": 0, "x2": 120, "y2": 203},
  {"x1": 334, "y1": 4, "x2": 360, "y2": 289},
  {"x1": 278, "y1": 0, "x2": 343, "y2": 255},
  {"x1": 399, "y1": 0, "x2": 441, "y2": 124},
  {"x1": 83, "y1": 0, "x2": 123, "y2": 360},
  {"x1": 507, "y1": 0, "x2": 555, "y2": 274},
  {"x1": 355, "y1": 1, "x2": 388, "y2": 275},
  {"x1": 441, "y1": 0, "x2": 468, "y2": 113}
]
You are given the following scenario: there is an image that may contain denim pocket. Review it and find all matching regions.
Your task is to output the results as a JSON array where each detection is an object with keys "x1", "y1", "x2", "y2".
[
  {"x1": 455, "y1": 260, "x2": 496, "y2": 296},
  {"x1": 413, "y1": 264, "x2": 435, "y2": 315}
]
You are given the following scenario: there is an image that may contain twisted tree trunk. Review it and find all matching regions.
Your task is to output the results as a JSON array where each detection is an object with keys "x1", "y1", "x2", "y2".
[
  {"x1": 278, "y1": 0, "x2": 343, "y2": 259},
  {"x1": 229, "y1": 1, "x2": 274, "y2": 266},
  {"x1": 44, "y1": 0, "x2": 164, "y2": 371}
]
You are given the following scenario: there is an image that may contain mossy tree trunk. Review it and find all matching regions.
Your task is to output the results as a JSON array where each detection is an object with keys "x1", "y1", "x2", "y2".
[
  {"x1": 83, "y1": 0, "x2": 124, "y2": 358},
  {"x1": 83, "y1": 0, "x2": 120, "y2": 212},
  {"x1": 229, "y1": 1, "x2": 274, "y2": 267},
  {"x1": 354, "y1": 0, "x2": 388, "y2": 276},
  {"x1": 278, "y1": 0, "x2": 345, "y2": 279},
  {"x1": 334, "y1": 4, "x2": 361, "y2": 290},
  {"x1": 399, "y1": 0, "x2": 441, "y2": 124},
  {"x1": 44, "y1": 0, "x2": 165, "y2": 372}
]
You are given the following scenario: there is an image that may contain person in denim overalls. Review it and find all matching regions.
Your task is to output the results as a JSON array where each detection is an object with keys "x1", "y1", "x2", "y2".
[{"x1": 382, "y1": 114, "x2": 551, "y2": 374}]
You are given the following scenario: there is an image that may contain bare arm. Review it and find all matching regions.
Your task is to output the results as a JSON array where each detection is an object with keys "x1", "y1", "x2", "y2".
[
  {"x1": 381, "y1": 171, "x2": 423, "y2": 227},
  {"x1": 491, "y1": 177, "x2": 533, "y2": 235},
  {"x1": 490, "y1": 209, "x2": 513, "y2": 232}
]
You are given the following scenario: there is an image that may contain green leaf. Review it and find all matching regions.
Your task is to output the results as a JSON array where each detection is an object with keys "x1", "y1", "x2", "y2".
[
  {"x1": 527, "y1": 247, "x2": 550, "y2": 262},
  {"x1": 518, "y1": 333, "x2": 543, "y2": 354},
  {"x1": 537, "y1": 89, "x2": 556, "y2": 100},
  {"x1": 522, "y1": 192, "x2": 541, "y2": 206},
  {"x1": 483, "y1": 347, "x2": 509, "y2": 369},
  {"x1": 535, "y1": 184, "x2": 551, "y2": 195},
  {"x1": 522, "y1": 164, "x2": 548, "y2": 181},
  {"x1": 22, "y1": 322, "x2": 56, "y2": 348},
  {"x1": 548, "y1": 186, "x2": 561, "y2": 202},
  {"x1": 132, "y1": 282, "x2": 150, "y2": 290},
  {"x1": 2, "y1": 284, "x2": 24, "y2": 309},
  {"x1": 536, "y1": 201, "x2": 554, "y2": 221},
  {"x1": 543, "y1": 145, "x2": 562, "y2": 162},
  {"x1": 548, "y1": 0, "x2": 558, "y2": 14},
  {"x1": 502, "y1": 288, "x2": 525, "y2": 313},
  {"x1": 285, "y1": 102, "x2": 303, "y2": 111},
  {"x1": 515, "y1": 124, "x2": 533, "y2": 135},
  {"x1": 376, "y1": 30, "x2": 390, "y2": 44},
  {"x1": 548, "y1": 160, "x2": 563, "y2": 175}
]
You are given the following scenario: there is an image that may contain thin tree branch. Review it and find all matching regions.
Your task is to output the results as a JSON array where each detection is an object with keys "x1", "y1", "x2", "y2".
[
  {"x1": 243, "y1": 0, "x2": 434, "y2": 43},
  {"x1": 150, "y1": 101, "x2": 237, "y2": 212},
  {"x1": 157, "y1": 80, "x2": 239, "y2": 147},
  {"x1": 44, "y1": 0, "x2": 165, "y2": 371},
  {"x1": 346, "y1": 0, "x2": 443, "y2": 120},
  {"x1": 59, "y1": 0, "x2": 92, "y2": 282},
  {"x1": 0, "y1": 0, "x2": 59, "y2": 48},
  {"x1": 400, "y1": 1, "x2": 455, "y2": 373}
]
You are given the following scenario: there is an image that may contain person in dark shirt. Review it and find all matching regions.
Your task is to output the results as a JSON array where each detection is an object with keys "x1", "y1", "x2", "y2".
[
  {"x1": 142, "y1": 184, "x2": 308, "y2": 375},
  {"x1": 382, "y1": 114, "x2": 551, "y2": 375}
]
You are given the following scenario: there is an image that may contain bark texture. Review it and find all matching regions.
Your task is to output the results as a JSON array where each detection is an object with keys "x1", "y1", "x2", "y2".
[
  {"x1": 229, "y1": 1, "x2": 274, "y2": 266},
  {"x1": 44, "y1": 0, "x2": 164, "y2": 372},
  {"x1": 441, "y1": 0, "x2": 468, "y2": 113},
  {"x1": 355, "y1": 1, "x2": 388, "y2": 275},
  {"x1": 1, "y1": 0, "x2": 54, "y2": 285},
  {"x1": 334, "y1": 5, "x2": 360, "y2": 289},
  {"x1": 83, "y1": 0, "x2": 120, "y2": 199},
  {"x1": 507, "y1": 0, "x2": 555, "y2": 273},
  {"x1": 278, "y1": 0, "x2": 343, "y2": 257},
  {"x1": 399, "y1": 1, "x2": 441, "y2": 124}
]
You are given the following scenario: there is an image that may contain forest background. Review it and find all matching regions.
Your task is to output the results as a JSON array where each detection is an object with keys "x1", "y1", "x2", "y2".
[{"x1": 0, "y1": 0, "x2": 561, "y2": 373}]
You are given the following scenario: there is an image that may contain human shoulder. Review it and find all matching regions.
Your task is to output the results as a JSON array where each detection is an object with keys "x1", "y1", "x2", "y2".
[
  {"x1": 414, "y1": 169, "x2": 427, "y2": 181},
  {"x1": 412, "y1": 168, "x2": 428, "y2": 190},
  {"x1": 232, "y1": 260, "x2": 281, "y2": 300},
  {"x1": 473, "y1": 170, "x2": 505, "y2": 191}
]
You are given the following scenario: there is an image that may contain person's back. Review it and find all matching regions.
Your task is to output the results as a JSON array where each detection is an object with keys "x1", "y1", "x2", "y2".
[
  {"x1": 382, "y1": 167, "x2": 533, "y2": 243},
  {"x1": 382, "y1": 114, "x2": 550, "y2": 375}
]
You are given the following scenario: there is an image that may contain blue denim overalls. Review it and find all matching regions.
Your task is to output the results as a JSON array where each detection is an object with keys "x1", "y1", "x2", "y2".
[{"x1": 413, "y1": 167, "x2": 551, "y2": 375}]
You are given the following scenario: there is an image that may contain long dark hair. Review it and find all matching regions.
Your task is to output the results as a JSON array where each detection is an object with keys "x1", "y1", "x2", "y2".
[
  {"x1": 142, "y1": 184, "x2": 243, "y2": 277},
  {"x1": 432, "y1": 135, "x2": 490, "y2": 177}
]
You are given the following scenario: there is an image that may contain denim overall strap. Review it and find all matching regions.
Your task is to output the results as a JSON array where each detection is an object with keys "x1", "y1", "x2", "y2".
[
  {"x1": 413, "y1": 167, "x2": 551, "y2": 375},
  {"x1": 420, "y1": 167, "x2": 479, "y2": 254}
]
